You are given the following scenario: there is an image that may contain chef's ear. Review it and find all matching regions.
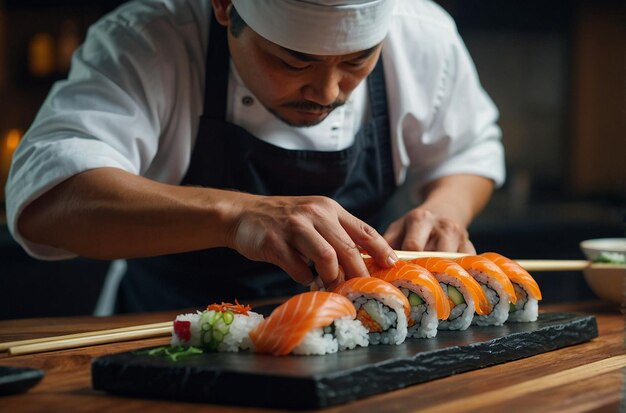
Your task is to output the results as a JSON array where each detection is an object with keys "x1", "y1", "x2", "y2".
[{"x1": 211, "y1": 0, "x2": 232, "y2": 27}]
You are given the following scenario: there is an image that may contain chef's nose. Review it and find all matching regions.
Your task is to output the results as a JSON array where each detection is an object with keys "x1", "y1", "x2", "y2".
[{"x1": 300, "y1": 68, "x2": 342, "y2": 106}]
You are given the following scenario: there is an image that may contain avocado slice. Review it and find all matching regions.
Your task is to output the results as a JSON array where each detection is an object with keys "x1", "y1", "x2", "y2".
[
  {"x1": 447, "y1": 285, "x2": 465, "y2": 305},
  {"x1": 408, "y1": 292, "x2": 424, "y2": 306}
]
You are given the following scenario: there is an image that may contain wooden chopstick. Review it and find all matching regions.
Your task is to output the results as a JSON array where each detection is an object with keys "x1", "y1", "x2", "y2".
[
  {"x1": 365, "y1": 251, "x2": 592, "y2": 272},
  {"x1": 0, "y1": 321, "x2": 172, "y2": 352},
  {"x1": 3, "y1": 322, "x2": 172, "y2": 356},
  {"x1": 391, "y1": 250, "x2": 468, "y2": 260},
  {"x1": 514, "y1": 259, "x2": 590, "y2": 272},
  {"x1": 8, "y1": 325, "x2": 172, "y2": 356},
  {"x1": 361, "y1": 251, "x2": 467, "y2": 261}
]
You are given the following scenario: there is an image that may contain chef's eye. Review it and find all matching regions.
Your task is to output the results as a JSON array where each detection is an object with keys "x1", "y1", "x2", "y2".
[
  {"x1": 280, "y1": 59, "x2": 309, "y2": 72},
  {"x1": 345, "y1": 59, "x2": 366, "y2": 68}
]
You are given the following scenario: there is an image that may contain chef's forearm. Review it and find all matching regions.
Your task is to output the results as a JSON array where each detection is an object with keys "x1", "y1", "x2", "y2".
[
  {"x1": 17, "y1": 167, "x2": 244, "y2": 259},
  {"x1": 419, "y1": 174, "x2": 494, "y2": 228}
]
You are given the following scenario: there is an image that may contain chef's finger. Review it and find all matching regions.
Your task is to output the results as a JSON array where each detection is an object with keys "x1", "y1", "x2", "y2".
[
  {"x1": 338, "y1": 211, "x2": 397, "y2": 272},
  {"x1": 459, "y1": 238, "x2": 476, "y2": 254},
  {"x1": 431, "y1": 221, "x2": 473, "y2": 253},
  {"x1": 317, "y1": 224, "x2": 368, "y2": 281},
  {"x1": 426, "y1": 228, "x2": 460, "y2": 252},
  {"x1": 291, "y1": 227, "x2": 342, "y2": 287},
  {"x1": 324, "y1": 266, "x2": 345, "y2": 291},
  {"x1": 267, "y1": 245, "x2": 316, "y2": 286},
  {"x1": 401, "y1": 218, "x2": 433, "y2": 251}
]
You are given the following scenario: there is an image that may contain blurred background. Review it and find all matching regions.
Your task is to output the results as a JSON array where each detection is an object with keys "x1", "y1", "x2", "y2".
[{"x1": 0, "y1": 0, "x2": 624, "y2": 319}]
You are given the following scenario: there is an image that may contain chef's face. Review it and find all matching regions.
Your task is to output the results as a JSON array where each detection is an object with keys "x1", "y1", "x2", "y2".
[{"x1": 215, "y1": 3, "x2": 383, "y2": 127}]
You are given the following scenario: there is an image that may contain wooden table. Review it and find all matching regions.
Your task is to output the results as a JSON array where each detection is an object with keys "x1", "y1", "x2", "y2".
[{"x1": 0, "y1": 301, "x2": 624, "y2": 412}]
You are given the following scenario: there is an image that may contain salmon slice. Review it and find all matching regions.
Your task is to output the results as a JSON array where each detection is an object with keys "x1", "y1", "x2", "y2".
[
  {"x1": 454, "y1": 255, "x2": 517, "y2": 304},
  {"x1": 332, "y1": 277, "x2": 411, "y2": 320},
  {"x1": 249, "y1": 291, "x2": 356, "y2": 356},
  {"x1": 480, "y1": 252, "x2": 542, "y2": 300},
  {"x1": 410, "y1": 257, "x2": 491, "y2": 315},
  {"x1": 367, "y1": 259, "x2": 450, "y2": 320}
]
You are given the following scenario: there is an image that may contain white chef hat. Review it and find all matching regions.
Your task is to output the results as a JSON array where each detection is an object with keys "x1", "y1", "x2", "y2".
[{"x1": 230, "y1": 0, "x2": 396, "y2": 55}]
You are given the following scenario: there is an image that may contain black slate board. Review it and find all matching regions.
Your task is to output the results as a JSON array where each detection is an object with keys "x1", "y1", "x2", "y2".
[
  {"x1": 92, "y1": 312, "x2": 597, "y2": 409},
  {"x1": 0, "y1": 366, "x2": 44, "y2": 396}
]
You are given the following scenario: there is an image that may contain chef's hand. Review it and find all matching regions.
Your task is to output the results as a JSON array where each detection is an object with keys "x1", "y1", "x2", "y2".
[
  {"x1": 229, "y1": 194, "x2": 398, "y2": 290},
  {"x1": 383, "y1": 175, "x2": 494, "y2": 254},
  {"x1": 383, "y1": 207, "x2": 476, "y2": 254}
]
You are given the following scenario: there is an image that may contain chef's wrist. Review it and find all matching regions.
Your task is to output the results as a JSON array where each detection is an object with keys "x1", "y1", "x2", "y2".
[{"x1": 207, "y1": 188, "x2": 256, "y2": 250}]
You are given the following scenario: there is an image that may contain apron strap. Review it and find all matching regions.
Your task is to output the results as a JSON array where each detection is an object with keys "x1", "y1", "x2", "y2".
[{"x1": 203, "y1": 13, "x2": 230, "y2": 120}]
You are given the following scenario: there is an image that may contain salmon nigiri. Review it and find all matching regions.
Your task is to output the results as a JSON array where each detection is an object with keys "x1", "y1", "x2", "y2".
[
  {"x1": 410, "y1": 257, "x2": 490, "y2": 331},
  {"x1": 367, "y1": 259, "x2": 450, "y2": 339},
  {"x1": 454, "y1": 255, "x2": 517, "y2": 326},
  {"x1": 481, "y1": 252, "x2": 542, "y2": 322},
  {"x1": 333, "y1": 277, "x2": 410, "y2": 345},
  {"x1": 250, "y1": 291, "x2": 368, "y2": 356}
]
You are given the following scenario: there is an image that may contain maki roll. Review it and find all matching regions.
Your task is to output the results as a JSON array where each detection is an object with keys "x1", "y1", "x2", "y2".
[
  {"x1": 366, "y1": 259, "x2": 450, "y2": 338},
  {"x1": 250, "y1": 291, "x2": 368, "y2": 356},
  {"x1": 481, "y1": 252, "x2": 542, "y2": 322},
  {"x1": 410, "y1": 257, "x2": 490, "y2": 331},
  {"x1": 333, "y1": 277, "x2": 410, "y2": 345},
  {"x1": 171, "y1": 301, "x2": 264, "y2": 352},
  {"x1": 454, "y1": 256, "x2": 517, "y2": 326}
]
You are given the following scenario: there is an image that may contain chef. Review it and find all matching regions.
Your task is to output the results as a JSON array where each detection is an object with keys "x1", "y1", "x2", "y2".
[{"x1": 5, "y1": 0, "x2": 505, "y2": 312}]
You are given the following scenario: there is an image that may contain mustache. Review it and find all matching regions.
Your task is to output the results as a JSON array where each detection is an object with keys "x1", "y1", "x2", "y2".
[{"x1": 282, "y1": 99, "x2": 346, "y2": 112}]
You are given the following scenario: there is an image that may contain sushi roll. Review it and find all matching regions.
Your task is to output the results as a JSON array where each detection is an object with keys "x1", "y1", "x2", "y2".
[
  {"x1": 250, "y1": 291, "x2": 368, "y2": 356},
  {"x1": 333, "y1": 277, "x2": 410, "y2": 345},
  {"x1": 481, "y1": 252, "x2": 542, "y2": 322},
  {"x1": 454, "y1": 256, "x2": 517, "y2": 326},
  {"x1": 410, "y1": 257, "x2": 490, "y2": 331},
  {"x1": 366, "y1": 259, "x2": 450, "y2": 339},
  {"x1": 171, "y1": 301, "x2": 264, "y2": 352}
]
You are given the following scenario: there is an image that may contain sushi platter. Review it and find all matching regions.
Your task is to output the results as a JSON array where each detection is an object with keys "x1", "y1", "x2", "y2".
[
  {"x1": 92, "y1": 253, "x2": 599, "y2": 408},
  {"x1": 91, "y1": 253, "x2": 600, "y2": 408},
  {"x1": 92, "y1": 311, "x2": 598, "y2": 409}
]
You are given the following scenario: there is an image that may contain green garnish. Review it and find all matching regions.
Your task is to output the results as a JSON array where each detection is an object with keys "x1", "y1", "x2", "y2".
[
  {"x1": 139, "y1": 345, "x2": 203, "y2": 362},
  {"x1": 223, "y1": 311, "x2": 234, "y2": 325},
  {"x1": 593, "y1": 252, "x2": 626, "y2": 264},
  {"x1": 199, "y1": 310, "x2": 232, "y2": 350}
]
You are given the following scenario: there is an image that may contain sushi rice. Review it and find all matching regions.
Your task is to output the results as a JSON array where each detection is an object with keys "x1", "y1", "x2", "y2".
[
  {"x1": 292, "y1": 316, "x2": 369, "y2": 355},
  {"x1": 397, "y1": 283, "x2": 439, "y2": 339},
  {"x1": 218, "y1": 311, "x2": 265, "y2": 352},
  {"x1": 437, "y1": 278, "x2": 475, "y2": 331},
  {"x1": 479, "y1": 252, "x2": 542, "y2": 323},
  {"x1": 171, "y1": 309, "x2": 264, "y2": 352},
  {"x1": 352, "y1": 296, "x2": 408, "y2": 345},
  {"x1": 469, "y1": 270, "x2": 511, "y2": 326},
  {"x1": 171, "y1": 312, "x2": 203, "y2": 347},
  {"x1": 508, "y1": 283, "x2": 539, "y2": 322}
]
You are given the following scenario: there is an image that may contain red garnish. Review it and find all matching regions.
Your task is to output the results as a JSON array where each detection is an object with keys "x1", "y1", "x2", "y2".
[
  {"x1": 206, "y1": 299, "x2": 251, "y2": 316},
  {"x1": 173, "y1": 320, "x2": 191, "y2": 342}
]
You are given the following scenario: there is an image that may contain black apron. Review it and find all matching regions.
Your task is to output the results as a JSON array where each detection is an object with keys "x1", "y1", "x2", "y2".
[{"x1": 116, "y1": 16, "x2": 396, "y2": 313}]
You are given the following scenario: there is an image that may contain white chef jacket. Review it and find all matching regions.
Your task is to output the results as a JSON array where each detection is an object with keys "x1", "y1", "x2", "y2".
[{"x1": 5, "y1": 0, "x2": 505, "y2": 260}]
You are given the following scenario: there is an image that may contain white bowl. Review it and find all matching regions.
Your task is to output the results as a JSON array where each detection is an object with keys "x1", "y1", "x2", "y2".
[
  {"x1": 582, "y1": 264, "x2": 626, "y2": 306},
  {"x1": 580, "y1": 238, "x2": 626, "y2": 262}
]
